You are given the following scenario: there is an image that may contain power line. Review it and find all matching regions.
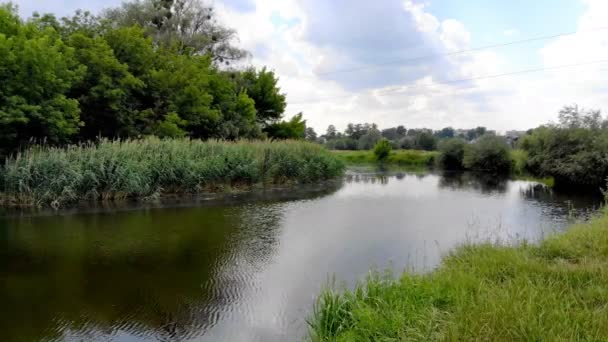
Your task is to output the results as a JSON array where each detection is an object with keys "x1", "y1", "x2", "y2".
[
  {"x1": 290, "y1": 59, "x2": 608, "y2": 105},
  {"x1": 316, "y1": 26, "x2": 608, "y2": 76}
]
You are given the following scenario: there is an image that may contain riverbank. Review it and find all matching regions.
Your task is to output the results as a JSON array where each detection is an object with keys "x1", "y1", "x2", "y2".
[
  {"x1": 332, "y1": 150, "x2": 438, "y2": 167},
  {"x1": 309, "y1": 209, "x2": 608, "y2": 341},
  {"x1": 0, "y1": 138, "x2": 344, "y2": 208}
]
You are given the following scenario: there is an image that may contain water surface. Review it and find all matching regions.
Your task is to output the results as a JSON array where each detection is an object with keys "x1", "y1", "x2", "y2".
[{"x1": 0, "y1": 170, "x2": 602, "y2": 341}]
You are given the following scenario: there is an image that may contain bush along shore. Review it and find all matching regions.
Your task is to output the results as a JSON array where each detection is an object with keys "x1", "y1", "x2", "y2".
[
  {"x1": 309, "y1": 208, "x2": 608, "y2": 341},
  {"x1": 0, "y1": 138, "x2": 345, "y2": 208}
]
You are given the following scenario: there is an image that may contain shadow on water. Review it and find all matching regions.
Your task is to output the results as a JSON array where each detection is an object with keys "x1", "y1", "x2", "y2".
[
  {"x1": 438, "y1": 171, "x2": 509, "y2": 194},
  {"x1": 0, "y1": 182, "x2": 343, "y2": 342}
]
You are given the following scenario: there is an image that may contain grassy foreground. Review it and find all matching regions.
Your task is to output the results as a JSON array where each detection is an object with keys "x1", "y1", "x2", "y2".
[
  {"x1": 332, "y1": 150, "x2": 438, "y2": 167},
  {"x1": 310, "y1": 210, "x2": 608, "y2": 341},
  {"x1": 0, "y1": 138, "x2": 344, "y2": 207}
]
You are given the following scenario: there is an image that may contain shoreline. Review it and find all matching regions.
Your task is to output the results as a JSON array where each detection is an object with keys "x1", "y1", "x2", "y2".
[{"x1": 309, "y1": 208, "x2": 608, "y2": 340}]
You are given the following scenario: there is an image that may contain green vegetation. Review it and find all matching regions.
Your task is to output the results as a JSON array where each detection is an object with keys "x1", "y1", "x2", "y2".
[
  {"x1": 332, "y1": 150, "x2": 438, "y2": 167},
  {"x1": 322, "y1": 124, "x2": 491, "y2": 152},
  {"x1": 0, "y1": 138, "x2": 344, "y2": 207},
  {"x1": 0, "y1": 1, "x2": 306, "y2": 157},
  {"x1": 310, "y1": 209, "x2": 608, "y2": 341},
  {"x1": 510, "y1": 149, "x2": 529, "y2": 175},
  {"x1": 519, "y1": 105, "x2": 608, "y2": 188},
  {"x1": 437, "y1": 138, "x2": 466, "y2": 170},
  {"x1": 373, "y1": 139, "x2": 392, "y2": 161},
  {"x1": 463, "y1": 135, "x2": 512, "y2": 174}
]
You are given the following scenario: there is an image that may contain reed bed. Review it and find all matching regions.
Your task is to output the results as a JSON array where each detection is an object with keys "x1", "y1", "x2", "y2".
[{"x1": 0, "y1": 138, "x2": 344, "y2": 207}]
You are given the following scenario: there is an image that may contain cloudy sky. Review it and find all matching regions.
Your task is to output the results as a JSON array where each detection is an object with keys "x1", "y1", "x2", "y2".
[{"x1": 14, "y1": 0, "x2": 608, "y2": 132}]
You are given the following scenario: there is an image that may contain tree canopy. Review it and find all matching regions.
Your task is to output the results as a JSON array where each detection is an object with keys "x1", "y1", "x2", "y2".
[{"x1": 0, "y1": 1, "x2": 301, "y2": 155}]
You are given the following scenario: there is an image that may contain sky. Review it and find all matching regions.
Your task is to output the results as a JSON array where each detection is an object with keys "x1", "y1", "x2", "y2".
[{"x1": 12, "y1": 0, "x2": 608, "y2": 133}]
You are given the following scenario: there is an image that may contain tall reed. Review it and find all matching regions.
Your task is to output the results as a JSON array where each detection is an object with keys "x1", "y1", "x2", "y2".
[{"x1": 0, "y1": 138, "x2": 344, "y2": 207}]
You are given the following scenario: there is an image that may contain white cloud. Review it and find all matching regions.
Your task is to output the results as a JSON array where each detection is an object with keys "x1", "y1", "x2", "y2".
[{"x1": 15, "y1": 0, "x2": 608, "y2": 133}]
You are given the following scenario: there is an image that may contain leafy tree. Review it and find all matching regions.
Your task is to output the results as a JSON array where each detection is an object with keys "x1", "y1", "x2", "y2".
[
  {"x1": 0, "y1": 5, "x2": 84, "y2": 152},
  {"x1": 154, "y1": 112, "x2": 188, "y2": 137},
  {"x1": 66, "y1": 30, "x2": 144, "y2": 139},
  {"x1": 264, "y1": 113, "x2": 306, "y2": 140},
  {"x1": 104, "y1": 0, "x2": 248, "y2": 63},
  {"x1": 374, "y1": 138, "x2": 392, "y2": 161},
  {"x1": 557, "y1": 104, "x2": 604, "y2": 130},
  {"x1": 357, "y1": 128, "x2": 382, "y2": 150},
  {"x1": 436, "y1": 127, "x2": 455, "y2": 139},
  {"x1": 326, "y1": 137, "x2": 357, "y2": 150},
  {"x1": 396, "y1": 125, "x2": 406, "y2": 137},
  {"x1": 438, "y1": 138, "x2": 466, "y2": 169},
  {"x1": 325, "y1": 125, "x2": 337, "y2": 139},
  {"x1": 305, "y1": 127, "x2": 318, "y2": 142},
  {"x1": 238, "y1": 67, "x2": 286, "y2": 125},
  {"x1": 463, "y1": 135, "x2": 511, "y2": 173},
  {"x1": 345, "y1": 123, "x2": 377, "y2": 140},
  {"x1": 520, "y1": 123, "x2": 608, "y2": 187},
  {"x1": 415, "y1": 132, "x2": 438, "y2": 151}
]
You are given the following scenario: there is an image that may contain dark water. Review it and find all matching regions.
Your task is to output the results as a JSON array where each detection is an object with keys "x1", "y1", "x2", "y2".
[{"x1": 0, "y1": 170, "x2": 602, "y2": 342}]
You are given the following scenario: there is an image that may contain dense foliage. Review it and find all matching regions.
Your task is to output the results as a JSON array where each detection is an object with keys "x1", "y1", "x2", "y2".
[
  {"x1": 519, "y1": 105, "x2": 608, "y2": 188},
  {"x1": 437, "y1": 138, "x2": 466, "y2": 170},
  {"x1": 0, "y1": 138, "x2": 344, "y2": 207},
  {"x1": 463, "y1": 135, "x2": 512, "y2": 174},
  {"x1": 373, "y1": 138, "x2": 392, "y2": 161},
  {"x1": 0, "y1": 1, "x2": 304, "y2": 156}
]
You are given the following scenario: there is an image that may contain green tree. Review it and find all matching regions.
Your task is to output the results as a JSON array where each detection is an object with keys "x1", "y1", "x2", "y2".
[
  {"x1": 436, "y1": 127, "x2": 455, "y2": 139},
  {"x1": 66, "y1": 31, "x2": 144, "y2": 139},
  {"x1": 520, "y1": 122, "x2": 608, "y2": 187},
  {"x1": 305, "y1": 127, "x2": 318, "y2": 142},
  {"x1": 358, "y1": 129, "x2": 382, "y2": 150},
  {"x1": 438, "y1": 138, "x2": 466, "y2": 170},
  {"x1": 325, "y1": 125, "x2": 337, "y2": 139},
  {"x1": 264, "y1": 113, "x2": 306, "y2": 140},
  {"x1": 239, "y1": 67, "x2": 286, "y2": 125},
  {"x1": 154, "y1": 112, "x2": 188, "y2": 138},
  {"x1": 374, "y1": 138, "x2": 392, "y2": 161},
  {"x1": 104, "y1": 0, "x2": 248, "y2": 63},
  {"x1": 0, "y1": 5, "x2": 84, "y2": 152},
  {"x1": 415, "y1": 131, "x2": 438, "y2": 151},
  {"x1": 463, "y1": 135, "x2": 511, "y2": 173}
]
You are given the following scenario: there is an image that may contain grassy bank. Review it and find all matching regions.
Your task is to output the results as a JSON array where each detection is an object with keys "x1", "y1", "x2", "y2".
[
  {"x1": 0, "y1": 138, "x2": 344, "y2": 208},
  {"x1": 310, "y1": 210, "x2": 608, "y2": 341},
  {"x1": 332, "y1": 150, "x2": 438, "y2": 167}
]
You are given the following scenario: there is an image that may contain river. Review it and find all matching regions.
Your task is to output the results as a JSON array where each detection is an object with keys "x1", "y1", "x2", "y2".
[{"x1": 0, "y1": 169, "x2": 602, "y2": 341}]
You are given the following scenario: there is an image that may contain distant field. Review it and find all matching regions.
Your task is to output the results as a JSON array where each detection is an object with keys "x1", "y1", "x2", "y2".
[{"x1": 331, "y1": 150, "x2": 438, "y2": 167}]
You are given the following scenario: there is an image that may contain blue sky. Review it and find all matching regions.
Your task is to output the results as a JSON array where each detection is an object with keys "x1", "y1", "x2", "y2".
[{"x1": 11, "y1": 0, "x2": 608, "y2": 131}]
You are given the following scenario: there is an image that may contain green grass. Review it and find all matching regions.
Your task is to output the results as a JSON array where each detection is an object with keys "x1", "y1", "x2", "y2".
[
  {"x1": 0, "y1": 138, "x2": 344, "y2": 207},
  {"x1": 309, "y1": 210, "x2": 608, "y2": 341},
  {"x1": 332, "y1": 150, "x2": 438, "y2": 167}
]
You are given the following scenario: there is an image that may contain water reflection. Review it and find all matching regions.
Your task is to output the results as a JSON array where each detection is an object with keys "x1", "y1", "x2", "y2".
[
  {"x1": 0, "y1": 171, "x2": 602, "y2": 342},
  {"x1": 0, "y1": 184, "x2": 341, "y2": 342}
]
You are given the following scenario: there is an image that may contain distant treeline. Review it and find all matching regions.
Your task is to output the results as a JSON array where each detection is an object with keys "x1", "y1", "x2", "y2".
[
  {"x1": 0, "y1": 1, "x2": 306, "y2": 156},
  {"x1": 321, "y1": 105, "x2": 608, "y2": 189},
  {"x1": 317, "y1": 123, "x2": 494, "y2": 151}
]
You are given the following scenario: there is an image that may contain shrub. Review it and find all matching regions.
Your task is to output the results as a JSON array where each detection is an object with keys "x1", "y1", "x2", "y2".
[
  {"x1": 373, "y1": 139, "x2": 392, "y2": 161},
  {"x1": 520, "y1": 126, "x2": 608, "y2": 187},
  {"x1": 463, "y1": 135, "x2": 511, "y2": 173},
  {"x1": 437, "y1": 138, "x2": 466, "y2": 170}
]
